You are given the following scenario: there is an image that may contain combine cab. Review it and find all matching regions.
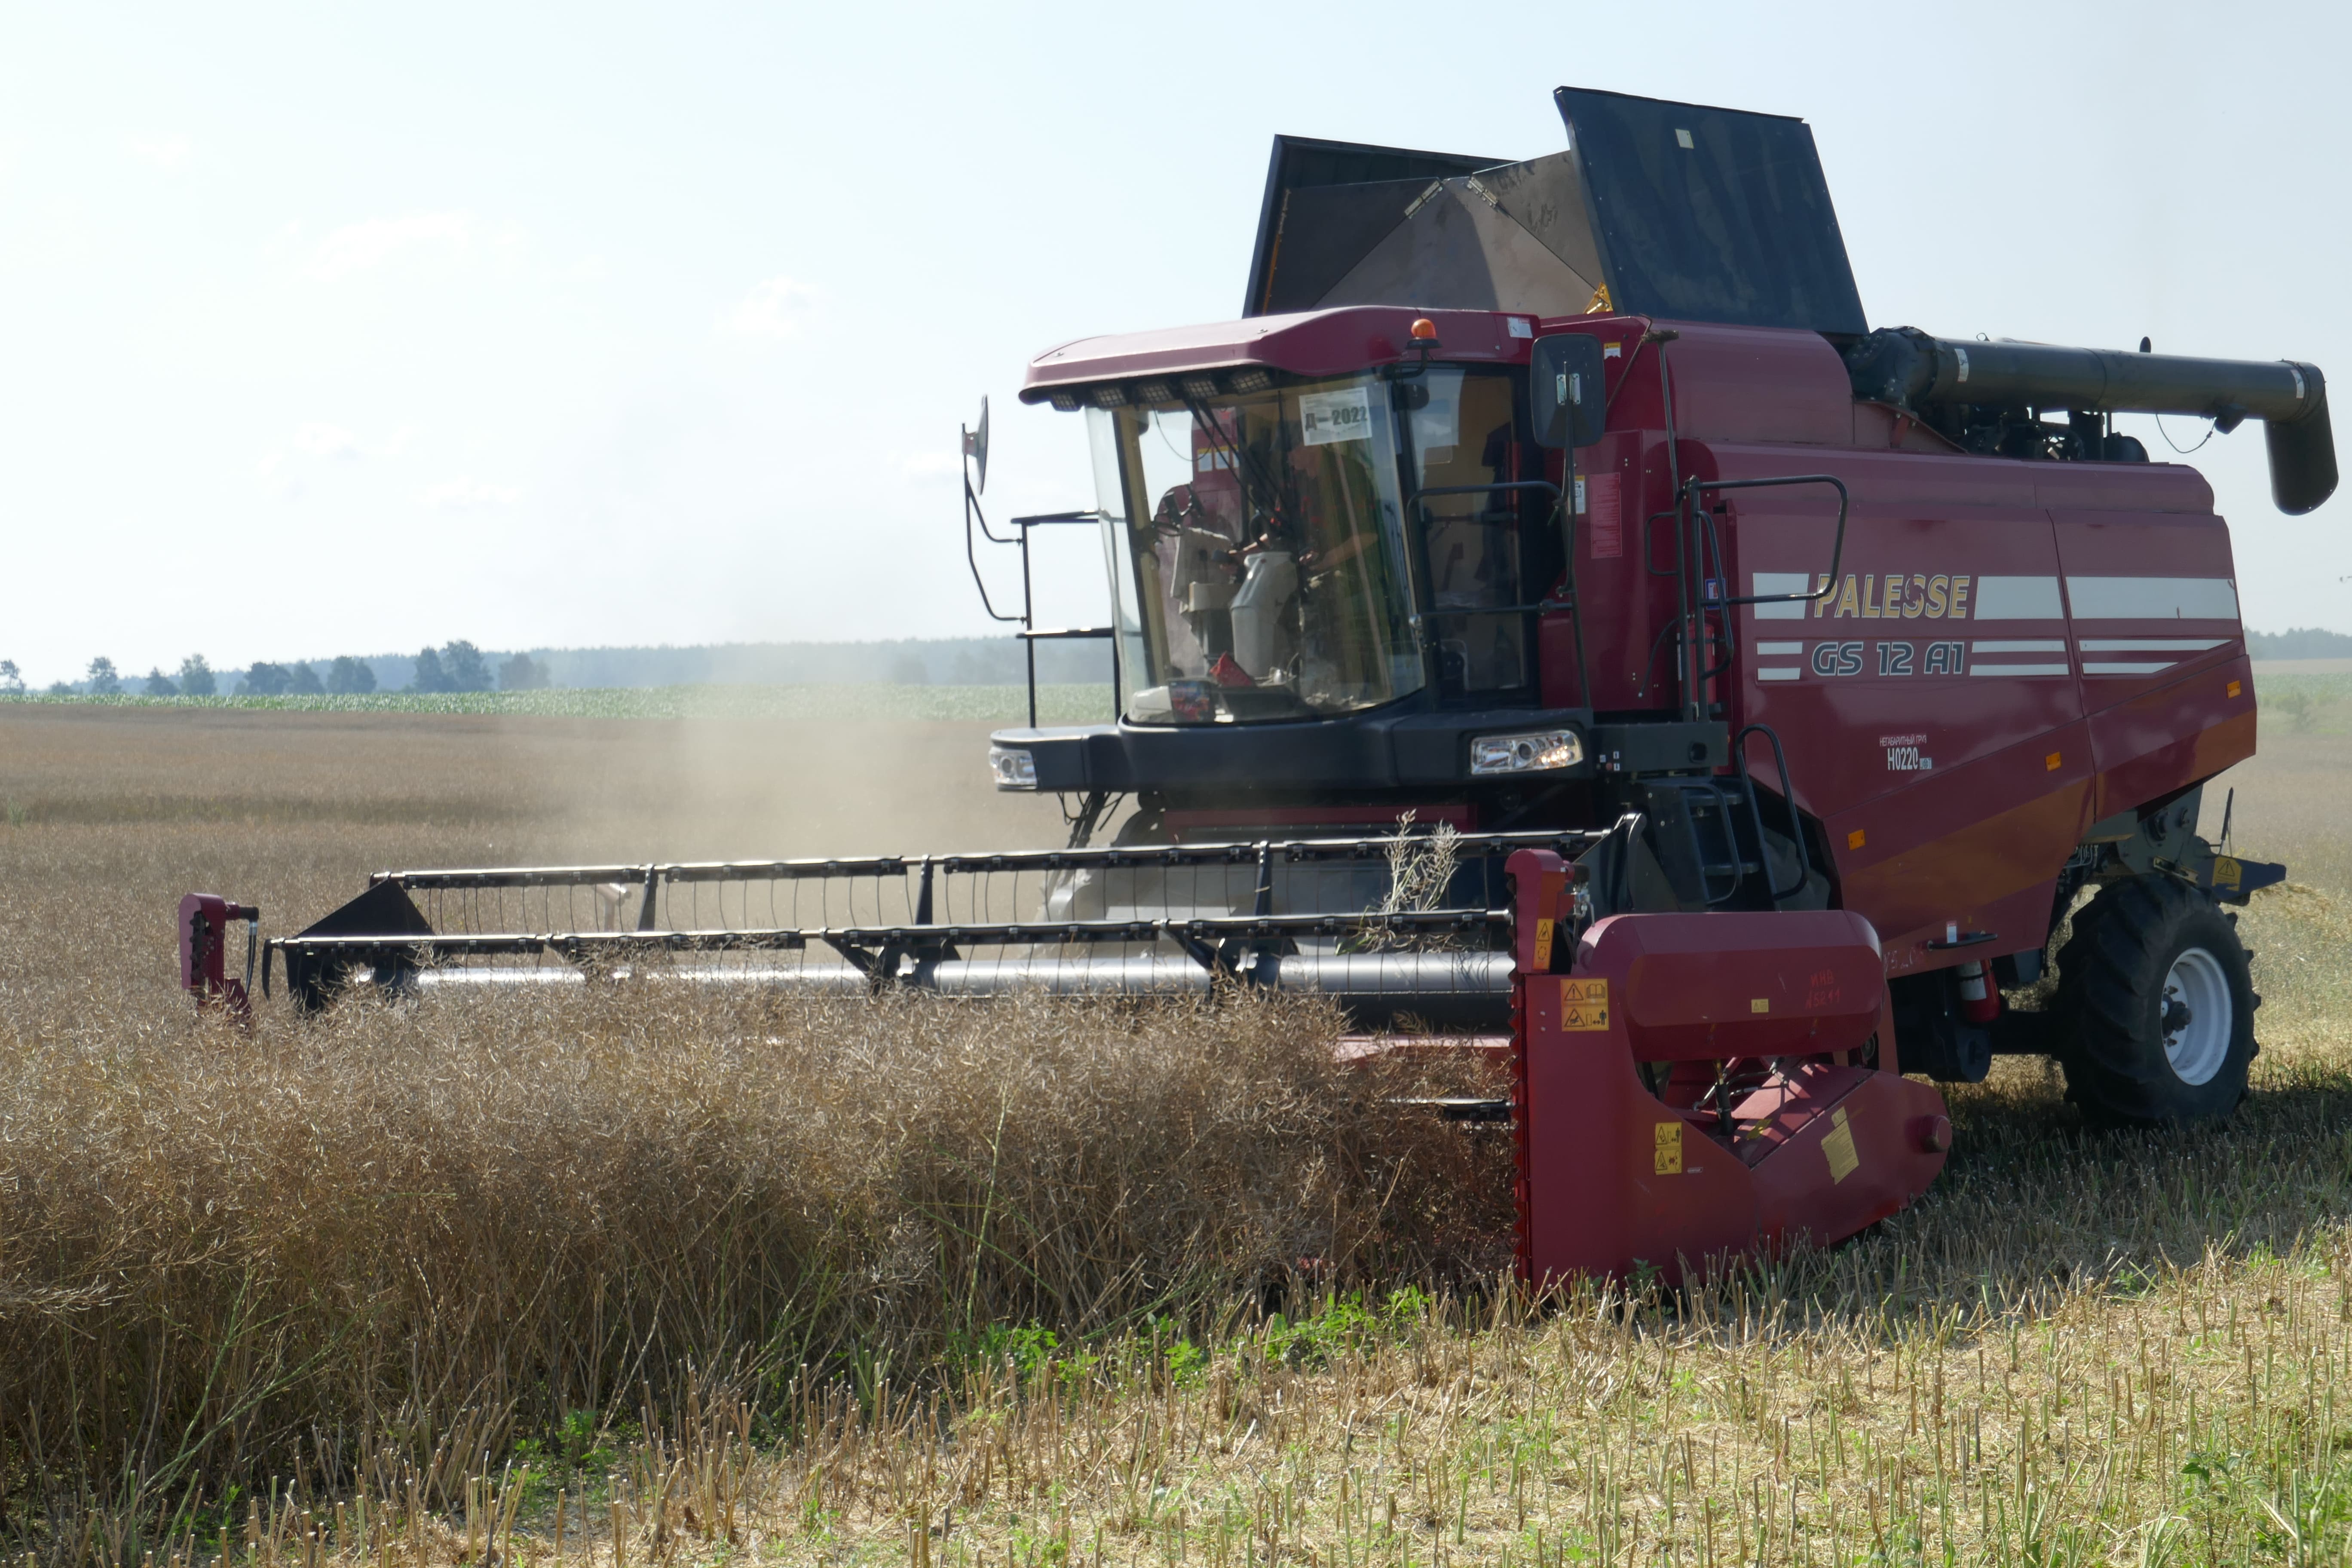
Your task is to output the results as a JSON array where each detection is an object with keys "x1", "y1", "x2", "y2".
[{"x1": 187, "y1": 86, "x2": 2324, "y2": 1285}]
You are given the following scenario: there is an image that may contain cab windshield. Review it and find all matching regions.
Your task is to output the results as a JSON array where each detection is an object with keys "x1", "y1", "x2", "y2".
[{"x1": 1090, "y1": 375, "x2": 1422, "y2": 725}]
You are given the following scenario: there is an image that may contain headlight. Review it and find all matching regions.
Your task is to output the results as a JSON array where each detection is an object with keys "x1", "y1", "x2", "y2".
[
  {"x1": 987, "y1": 745, "x2": 1038, "y2": 790},
  {"x1": 1469, "y1": 728, "x2": 1583, "y2": 776}
]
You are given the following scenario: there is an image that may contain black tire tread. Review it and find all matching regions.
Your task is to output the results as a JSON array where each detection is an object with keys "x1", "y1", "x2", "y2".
[{"x1": 2053, "y1": 873, "x2": 2257, "y2": 1127}]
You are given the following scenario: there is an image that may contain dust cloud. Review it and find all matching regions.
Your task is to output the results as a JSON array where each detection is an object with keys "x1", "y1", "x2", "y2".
[
  {"x1": 543, "y1": 716, "x2": 1084, "y2": 862},
  {"x1": 2197, "y1": 729, "x2": 2352, "y2": 898},
  {"x1": 0, "y1": 706, "x2": 1089, "y2": 970}
]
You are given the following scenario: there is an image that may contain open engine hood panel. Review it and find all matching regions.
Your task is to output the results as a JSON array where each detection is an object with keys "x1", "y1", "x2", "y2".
[{"x1": 1244, "y1": 86, "x2": 1868, "y2": 339}]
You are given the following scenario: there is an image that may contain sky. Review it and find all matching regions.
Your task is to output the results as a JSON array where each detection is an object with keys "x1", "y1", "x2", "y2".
[{"x1": 2, "y1": 2, "x2": 2347, "y2": 685}]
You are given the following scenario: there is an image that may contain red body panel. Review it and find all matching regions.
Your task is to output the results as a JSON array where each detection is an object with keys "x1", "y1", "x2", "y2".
[
  {"x1": 1507, "y1": 851, "x2": 1947, "y2": 1282},
  {"x1": 178, "y1": 891, "x2": 257, "y2": 1017},
  {"x1": 1530, "y1": 317, "x2": 2252, "y2": 970},
  {"x1": 1027, "y1": 306, "x2": 2257, "y2": 973},
  {"x1": 1588, "y1": 906, "x2": 1886, "y2": 1062}
]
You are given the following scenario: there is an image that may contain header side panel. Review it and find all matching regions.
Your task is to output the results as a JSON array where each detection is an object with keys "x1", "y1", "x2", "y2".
[{"x1": 1555, "y1": 86, "x2": 1867, "y2": 337}]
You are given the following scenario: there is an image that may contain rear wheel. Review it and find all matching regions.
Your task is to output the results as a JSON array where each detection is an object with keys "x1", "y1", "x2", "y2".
[{"x1": 2055, "y1": 874, "x2": 2258, "y2": 1127}]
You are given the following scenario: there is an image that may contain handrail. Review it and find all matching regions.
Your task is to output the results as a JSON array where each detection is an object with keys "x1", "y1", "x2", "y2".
[
  {"x1": 1681, "y1": 474, "x2": 1849, "y2": 609},
  {"x1": 962, "y1": 476, "x2": 1027, "y2": 625},
  {"x1": 965, "y1": 481, "x2": 1117, "y2": 726},
  {"x1": 1664, "y1": 472, "x2": 1850, "y2": 719},
  {"x1": 1734, "y1": 722, "x2": 1810, "y2": 903}
]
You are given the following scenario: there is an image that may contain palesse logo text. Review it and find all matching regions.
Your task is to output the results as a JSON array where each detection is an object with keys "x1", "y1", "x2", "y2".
[{"x1": 1810, "y1": 573, "x2": 1971, "y2": 619}]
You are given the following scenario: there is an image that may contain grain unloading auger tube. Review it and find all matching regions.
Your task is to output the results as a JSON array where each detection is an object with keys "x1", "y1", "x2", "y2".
[{"x1": 178, "y1": 831, "x2": 1953, "y2": 1280}]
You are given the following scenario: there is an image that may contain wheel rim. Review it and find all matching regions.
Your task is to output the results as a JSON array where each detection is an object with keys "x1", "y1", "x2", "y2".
[{"x1": 2162, "y1": 945, "x2": 2233, "y2": 1087}]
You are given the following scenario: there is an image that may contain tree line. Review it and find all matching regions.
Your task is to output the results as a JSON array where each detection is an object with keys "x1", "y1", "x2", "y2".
[
  {"x1": 0, "y1": 636, "x2": 1130, "y2": 696},
  {"x1": 0, "y1": 643, "x2": 551, "y2": 698},
  {"x1": 5, "y1": 627, "x2": 2341, "y2": 702}
]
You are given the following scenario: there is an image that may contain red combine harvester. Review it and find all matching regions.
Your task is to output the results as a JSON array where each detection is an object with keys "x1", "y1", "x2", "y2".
[{"x1": 186, "y1": 88, "x2": 2329, "y2": 1285}]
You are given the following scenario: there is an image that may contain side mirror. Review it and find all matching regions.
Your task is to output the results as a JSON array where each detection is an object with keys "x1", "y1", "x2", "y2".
[
  {"x1": 1530, "y1": 334, "x2": 1606, "y2": 449},
  {"x1": 962, "y1": 396, "x2": 991, "y2": 494}
]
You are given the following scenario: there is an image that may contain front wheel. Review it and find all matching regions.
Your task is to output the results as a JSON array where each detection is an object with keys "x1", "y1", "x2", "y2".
[{"x1": 2054, "y1": 874, "x2": 2259, "y2": 1127}]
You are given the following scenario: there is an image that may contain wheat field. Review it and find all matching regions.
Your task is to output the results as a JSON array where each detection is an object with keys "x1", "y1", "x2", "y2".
[{"x1": 3, "y1": 701, "x2": 2351, "y2": 1567}]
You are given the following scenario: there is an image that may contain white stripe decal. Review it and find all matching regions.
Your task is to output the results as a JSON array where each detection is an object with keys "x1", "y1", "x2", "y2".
[
  {"x1": 1969, "y1": 663, "x2": 2070, "y2": 676},
  {"x1": 1972, "y1": 576, "x2": 2064, "y2": 619},
  {"x1": 2077, "y1": 638, "x2": 2226, "y2": 652},
  {"x1": 1750, "y1": 572, "x2": 1814, "y2": 621},
  {"x1": 2082, "y1": 661, "x2": 2176, "y2": 675},
  {"x1": 2066, "y1": 576, "x2": 2239, "y2": 620},
  {"x1": 1755, "y1": 668, "x2": 1801, "y2": 682},
  {"x1": 1972, "y1": 639, "x2": 2066, "y2": 653},
  {"x1": 1755, "y1": 641, "x2": 1804, "y2": 655}
]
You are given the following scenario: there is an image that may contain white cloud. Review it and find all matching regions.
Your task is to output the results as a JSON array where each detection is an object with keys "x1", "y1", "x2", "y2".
[
  {"x1": 124, "y1": 133, "x2": 192, "y2": 172},
  {"x1": 900, "y1": 451, "x2": 965, "y2": 486},
  {"x1": 423, "y1": 478, "x2": 523, "y2": 511},
  {"x1": 725, "y1": 275, "x2": 816, "y2": 339},
  {"x1": 308, "y1": 212, "x2": 471, "y2": 279},
  {"x1": 295, "y1": 422, "x2": 358, "y2": 460},
  {"x1": 267, "y1": 421, "x2": 413, "y2": 472},
  {"x1": 254, "y1": 451, "x2": 302, "y2": 499}
]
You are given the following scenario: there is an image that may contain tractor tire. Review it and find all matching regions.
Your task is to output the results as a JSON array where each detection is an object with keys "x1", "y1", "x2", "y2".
[{"x1": 2054, "y1": 874, "x2": 2259, "y2": 1127}]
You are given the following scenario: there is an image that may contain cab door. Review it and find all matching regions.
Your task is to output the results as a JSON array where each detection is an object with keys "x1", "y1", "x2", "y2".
[{"x1": 1406, "y1": 368, "x2": 1550, "y2": 704}]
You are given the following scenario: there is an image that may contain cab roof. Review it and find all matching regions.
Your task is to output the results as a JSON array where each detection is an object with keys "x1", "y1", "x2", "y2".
[{"x1": 1018, "y1": 306, "x2": 1532, "y2": 405}]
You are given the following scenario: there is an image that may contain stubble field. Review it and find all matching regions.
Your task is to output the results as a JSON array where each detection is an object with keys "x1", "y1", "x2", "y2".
[{"x1": 4, "y1": 698, "x2": 2352, "y2": 1568}]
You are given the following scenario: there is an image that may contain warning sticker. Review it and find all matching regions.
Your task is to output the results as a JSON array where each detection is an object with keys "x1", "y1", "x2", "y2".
[
  {"x1": 1298, "y1": 387, "x2": 1376, "y2": 447},
  {"x1": 1654, "y1": 1120, "x2": 1683, "y2": 1175},
  {"x1": 1532, "y1": 917, "x2": 1555, "y2": 968},
  {"x1": 1559, "y1": 976, "x2": 1610, "y2": 1031},
  {"x1": 1821, "y1": 1106, "x2": 1859, "y2": 1183},
  {"x1": 1586, "y1": 472, "x2": 1623, "y2": 560}
]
